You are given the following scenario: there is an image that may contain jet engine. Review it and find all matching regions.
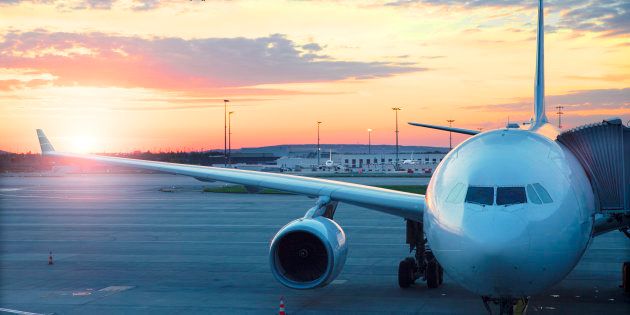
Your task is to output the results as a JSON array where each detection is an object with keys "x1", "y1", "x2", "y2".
[{"x1": 269, "y1": 216, "x2": 348, "y2": 289}]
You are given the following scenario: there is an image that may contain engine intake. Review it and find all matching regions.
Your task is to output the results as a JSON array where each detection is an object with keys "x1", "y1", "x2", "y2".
[{"x1": 269, "y1": 216, "x2": 348, "y2": 289}]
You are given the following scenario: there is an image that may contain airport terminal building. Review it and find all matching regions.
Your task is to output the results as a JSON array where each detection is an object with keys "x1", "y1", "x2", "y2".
[{"x1": 275, "y1": 152, "x2": 447, "y2": 174}]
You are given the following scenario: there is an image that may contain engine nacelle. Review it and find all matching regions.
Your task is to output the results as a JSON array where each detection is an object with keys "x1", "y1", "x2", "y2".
[{"x1": 269, "y1": 216, "x2": 348, "y2": 289}]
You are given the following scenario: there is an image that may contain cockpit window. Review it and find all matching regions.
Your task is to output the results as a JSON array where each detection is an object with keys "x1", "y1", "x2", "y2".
[
  {"x1": 446, "y1": 183, "x2": 466, "y2": 203},
  {"x1": 526, "y1": 184, "x2": 542, "y2": 204},
  {"x1": 465, "y1": 186, "x2": 494, "y2": 205},
  {"x1": 496, "y1": 187, "x2": 526, "y2": 206},
  {"x1": 533, "y1": 183, "x2": 553, "y2": 203}
]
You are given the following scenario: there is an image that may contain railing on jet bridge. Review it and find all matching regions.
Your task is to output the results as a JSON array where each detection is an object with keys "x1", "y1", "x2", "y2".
[{"x1": 557, "y1": 118, "x2": 630, "y2": 213}]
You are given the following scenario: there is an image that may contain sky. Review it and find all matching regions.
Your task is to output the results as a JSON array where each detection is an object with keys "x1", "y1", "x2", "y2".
[{"x1": 0, "y1": 0, "x2": 628, "y2": 153}]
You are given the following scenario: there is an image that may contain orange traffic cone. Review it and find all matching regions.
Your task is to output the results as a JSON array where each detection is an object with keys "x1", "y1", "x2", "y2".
[
  {"x1": 278, "y1": 296, "x2": 286, "y2": 315},
  {"x1": 48, "y1": 251, "x2": 53, "y2": 265}
]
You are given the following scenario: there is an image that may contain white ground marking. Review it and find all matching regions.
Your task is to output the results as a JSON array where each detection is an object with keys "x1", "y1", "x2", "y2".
[
  {"x1": 99, "y1": 286, "x2": 134, "y2": 292},
  {"x1": 0, "y1": 308, "x2": 48, "y2": 315}
]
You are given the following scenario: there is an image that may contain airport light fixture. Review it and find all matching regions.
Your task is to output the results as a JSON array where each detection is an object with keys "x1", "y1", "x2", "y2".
[
  {"x1": 447, "y1": 119, "x2": 455, "y2": 150},
  {"x1": 392, "y1": 107, "x2": 402, "y2": 169},
  {"x1": 367, "y1": 128, "x2": 373, "y2": 154},
  {"x1": 555, "y1": 105, "x2": 564, "y2": 129},
  {"x1": 317, "y1": 121, "x2": 322, "y2": 166},
  {"x1": 223, "y1": 99, "x2": 230, "y2": 166},
  {"x1": 228, "y1": 111, "x2": 234, "y2": 165}
]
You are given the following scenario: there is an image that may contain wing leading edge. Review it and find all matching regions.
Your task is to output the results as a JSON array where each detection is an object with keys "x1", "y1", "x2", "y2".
[
  {"x1": 36, "y1": 129, "x2": 424, "y2": 221},
  {"x1": 408, "y1": 122, "x2": 479, "y2": 136}
]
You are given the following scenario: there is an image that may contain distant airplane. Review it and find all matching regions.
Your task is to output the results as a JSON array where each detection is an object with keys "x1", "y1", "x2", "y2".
[
  {"x1": 36, "y1": 1, "x2": 629, "y2": 314},
  {"x1": 324, "y1": 149, "x2": 334, "y2": 167},
  {"x1": 401, "y1": 152, "x2": 417, "y2": 165}
]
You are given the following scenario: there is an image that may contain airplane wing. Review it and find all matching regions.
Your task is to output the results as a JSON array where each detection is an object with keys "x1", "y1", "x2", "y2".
[
  {"x1": 408, "y1": 122, "x2": 479, "y2": 136},
  {"x1": 36, "y1": 129, "x2": 424, "y2": 221}
]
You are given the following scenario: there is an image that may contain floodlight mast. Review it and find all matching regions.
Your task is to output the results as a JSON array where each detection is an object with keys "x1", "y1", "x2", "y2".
[
  {"x1": 317, "y1": 121, "x2": 322, "y2": 166},
  {"x1": 367, "y1": 128, "x2": 373, "y2": 154},
  {"x1": 223, "y1": 99, "x2": 229, "y2": 166},
  {"x1": 392, "y1": 107, "x2": 402, "y2": 169}
]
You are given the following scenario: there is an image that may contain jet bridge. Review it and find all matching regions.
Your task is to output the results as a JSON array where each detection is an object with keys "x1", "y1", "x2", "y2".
[{"x1": 557, "y1": 118, "x2": 630, "y2": 213}]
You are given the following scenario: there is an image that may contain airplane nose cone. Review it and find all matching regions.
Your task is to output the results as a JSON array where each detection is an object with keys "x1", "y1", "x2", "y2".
[
  {"x1": 466, "y1": 211, "x2": 530, "y2": 255},
  {"x1": 462, "y1": 211, "x2": 532, "y2": 294}
]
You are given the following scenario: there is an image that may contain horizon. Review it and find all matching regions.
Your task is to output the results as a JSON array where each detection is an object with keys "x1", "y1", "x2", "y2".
[
  {"x1": 1, "y1": 0, "x2": 628, "y2": 153},
  {"x1": 1, "y1": 142, "x2": 450, "y2": 155}
]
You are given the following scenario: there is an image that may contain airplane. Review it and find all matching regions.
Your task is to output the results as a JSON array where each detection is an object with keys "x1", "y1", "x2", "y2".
[
  {"x1": 401, "y1": 152, "x2": 417, "y2": 165},
  {"x1": 35, "y1": 1, "x2": 629, "y2": 314},
  {"x1": 324, "y1": 149, "x2": 335, "y2": 167}
]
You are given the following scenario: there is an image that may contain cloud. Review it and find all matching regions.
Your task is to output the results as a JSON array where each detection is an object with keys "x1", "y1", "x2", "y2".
[
  {"x1": 0, "y1": 31, "x2": 425, "y2": 91},
  {"x1": 74, "y1": 0, "x2": 114, "y2": 9},
  {"x1": 4, "y1": 1, "x2": 628, "y2": 35},
  {"x1": 302, "y1": 43, "x2": 323, "y2": 51},
  {"x1": 464, "y1": 88, "x2": 630, "y2": 112},
  {"x1": 385, "y1": 0, "x2": 630, "y2": 36},
  {"x1": 0, "y1": 0, "x2": 159, "y2": 10}
]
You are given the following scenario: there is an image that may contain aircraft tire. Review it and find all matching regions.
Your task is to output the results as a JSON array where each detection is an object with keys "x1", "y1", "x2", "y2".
[
  {"x1": 398, "y1": 259, "x2": 415, "y2": 288},
  {"x1": 623, "y1": 261, "x2": 630, "y2": 294},
  {"x1": 426, "y1": 260, "x2": 439, "y2": 289}
]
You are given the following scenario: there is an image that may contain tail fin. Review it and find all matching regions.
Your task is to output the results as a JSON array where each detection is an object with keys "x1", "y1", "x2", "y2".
[
  {"x1": 36, "y1": 129, "x2": 55, "y2": 154},
  {"x1": 533, "y1": 0, "x2": 548, "y2": 128}
]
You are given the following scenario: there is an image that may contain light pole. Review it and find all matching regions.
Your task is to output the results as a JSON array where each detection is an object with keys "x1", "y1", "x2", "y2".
[
  {"x1": 228, "y1": 111, "x2": 234, "y2": 165},
  {"x1": 555, "y1": 105, "x2": 564, "y2": 129},
  {"x1": 447, "y1": 119, "x2": 455, "y2": 150},
  {"x1": 367, "y1": 128, "x2": 372, "y2": 154},
  {"x1": 392, "y1": 107, "x2": 402, "y2": 170},
  {"x1": 317, "y1": 121, "x2": 322, "y2": 166},
  {"x1": 223, "y1": 99, "x2": 229, "y2": 166}
]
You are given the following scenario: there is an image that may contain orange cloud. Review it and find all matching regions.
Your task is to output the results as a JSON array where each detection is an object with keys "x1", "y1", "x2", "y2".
[{"x1": 0, "y1": 31, "x2": 426, "y2": 92}]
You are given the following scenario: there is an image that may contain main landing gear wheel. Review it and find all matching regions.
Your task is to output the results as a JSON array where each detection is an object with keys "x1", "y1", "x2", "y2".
[
  {"x1": 398, "y1": 257, "x2": 416, "y2": 288},
  {"x1": 426, "y1": 260, "x2": 440, "y2": 289},
  {"x1": 623, "y1": 261, "x2": 630, "y2": 294},
  {"x1": 399, "y1": 219, "x2": 444, "y2": 290}
]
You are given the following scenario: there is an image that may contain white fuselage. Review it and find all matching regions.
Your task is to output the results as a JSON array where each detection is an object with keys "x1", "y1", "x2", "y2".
[{"x1": 424, "y1": 124, "x2": 596, "y2": 296}]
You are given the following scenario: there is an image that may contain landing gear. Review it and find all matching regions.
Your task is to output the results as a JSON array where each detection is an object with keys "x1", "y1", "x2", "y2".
[
  {"x1": 623, "y1": 261, "x2": 630, "y2": 294},
  {"x1": 397, "y1": 219, "x2": 443, "y2": 289},
  {"x1": 398, "y1": 257, "x2": 416, "y2": 288},
  {"x1": 481, "y1": 296, "x2": 529, "y2": 315},
  {"x1": 426, "y1": 259, "x2": 441, "y2": 288}
]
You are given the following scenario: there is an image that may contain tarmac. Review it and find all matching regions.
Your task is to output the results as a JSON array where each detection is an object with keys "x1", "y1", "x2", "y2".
[{"x1": 0, "y1": 174, "x2": 628, "y2": 314}]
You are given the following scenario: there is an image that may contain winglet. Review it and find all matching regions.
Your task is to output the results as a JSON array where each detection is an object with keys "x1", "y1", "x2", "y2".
[{"x1": 36, "y1": 129, "x2": 55, "y2": 154}]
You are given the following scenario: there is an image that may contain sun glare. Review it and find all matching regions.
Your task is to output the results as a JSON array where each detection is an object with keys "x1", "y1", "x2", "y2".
[{"x1": 70, "y1": 136, "x2": 96, "y2": 153}]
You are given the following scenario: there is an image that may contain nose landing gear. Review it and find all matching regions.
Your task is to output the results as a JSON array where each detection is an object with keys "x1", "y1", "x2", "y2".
[
  {"x1": 481, "y1": 296, "x2": 529, "y2": 315},
  {"x1": 398, "y1": 220, "x2": 443, "y2": 289}
]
